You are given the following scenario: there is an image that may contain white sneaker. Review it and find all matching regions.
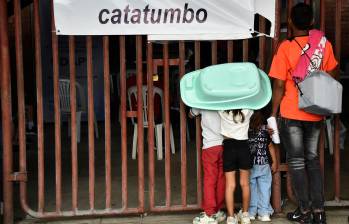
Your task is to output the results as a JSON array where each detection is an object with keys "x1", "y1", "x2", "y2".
[
  {"x1": 213, "y1": 210, "x2": 227, "y2": 223},
  {"x1": 249, "y1": 215, "x2": 256, "y2": 220},
  {"x1": 226, "y1": 215, "x2": 238, "y2": 224},
  {"x1": 238, "y1": 210, "x2": 251, "y2": 224},
  {"x1": 193, "y1": 212, "x2": 218, "y2": 224},
  {"x1": 257, "y1": 214, "x2": 271, "y2": 222}
]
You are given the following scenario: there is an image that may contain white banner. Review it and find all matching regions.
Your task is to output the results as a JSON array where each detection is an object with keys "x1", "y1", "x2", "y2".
[{"x1": 53, "y1": 0, "x2": 275, "y2": 40}]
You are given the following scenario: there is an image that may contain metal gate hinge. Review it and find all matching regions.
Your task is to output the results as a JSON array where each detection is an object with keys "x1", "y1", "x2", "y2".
[{"x1": 9, "y1": 172, "x2": 27, "y2": 182}]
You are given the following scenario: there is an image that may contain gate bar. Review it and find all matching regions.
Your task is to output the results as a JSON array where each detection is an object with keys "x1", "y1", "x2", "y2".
[
  {"x1": 271, "y1": 0, "x2": 282, "y2": 213},
  {"x1": 147, "y1": 41, "x2": 156, "y2": 209},
  {"x1": 0, "y1": 0, "x2": 14, "y2": 222},
  {"x1": 120, "y1": 35, "x2": 128, "y2": 209},
  {"x1": 51, "y1": 1, "x2": 62, "y2": 212},
  {"x1": 136, "y1": 35, "x2": 145, "y2": 212},
  {"x1": 179, "y1": 41, "x2": 187, "y2": 207},
  {"x1": 69, "y1": 36, "x2": 79, "y2": 211},
  {"x1": 243, "y1": 40, "x2": 248, "y2": 62},
  {"x1": 211, "y1": 41, "x2": 217, "y2": 65},
  {"x1": 287, "y1": 0, "x2": 293, "y2": 38},
  {"x1": 286, "y1": 174, "x2": 296, "y2": 203},
  {"x1": 14, "y1": 207, "x2": 140, "y2": 219},
  {"x1": 319, "y1": 0, "x2": 326, "y2": 186},
  {"x1": 33, "y1": 0, "x2": 45, "y2": 212},
  {"x1": 103, "y1": 36, "x2": 112, "y2": 209},
  {"x1": 227, "y1": 41, "x2": 234, "y2": 63},
  {"x1": 87, "y1": 36, "x2": 95, "y2": 210},
  {"x1": 14, "y1": 0, "x2": 29, "y2": 218},
  {"x1": 334, "y1": 0, "x2": 342, "y2": 202},
  {"x1": 194, "y1": 41, "x2": 203, "y2": 207},
  {"x1": 163, "y1": 42, "x2": 171, "y2": 207},
  {"x1": 259, "y1": 17, "x2": 266, "y2": 70},
  {"x1": 320, "y1": 0, "x2": 325, "y2": 31}
]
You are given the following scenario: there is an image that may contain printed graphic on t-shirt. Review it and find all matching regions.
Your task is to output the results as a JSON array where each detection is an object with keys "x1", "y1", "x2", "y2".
[{"x1": 248, "y1": 128, "x2": 270, "y2": 165}]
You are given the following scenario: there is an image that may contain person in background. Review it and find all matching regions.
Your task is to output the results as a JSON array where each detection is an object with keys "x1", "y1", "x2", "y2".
[
  {"x1": 269, "y1": 3, "x2": 338, "y2": 224},
  {"x1": 248, "y1": 109, "x2": 277, "y2": 222},
  {"x1": 219, "y1": 109, "x2": 254, "y2": 224},
  {"x1": 189, "y1": 108, "x2": 226, "y2": 224}
]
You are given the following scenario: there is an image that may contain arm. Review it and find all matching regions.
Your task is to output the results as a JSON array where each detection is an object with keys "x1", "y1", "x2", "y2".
[
  {"x1": 268, "y1": 143, "x2": 278, "y2": 173},
  {"x1": 271, "y1": 79, "x2": 285, "y2": 118}
]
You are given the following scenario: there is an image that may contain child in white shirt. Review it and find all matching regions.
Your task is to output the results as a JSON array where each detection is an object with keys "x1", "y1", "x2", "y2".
[{"x1": 219, "y1": 109, "x2": 254, "y2": 224}]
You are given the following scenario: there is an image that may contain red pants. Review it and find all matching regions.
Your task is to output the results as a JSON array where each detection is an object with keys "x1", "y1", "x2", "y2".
[{"x1": 202, "y1": 145, "x2": 226, "y2": 216}]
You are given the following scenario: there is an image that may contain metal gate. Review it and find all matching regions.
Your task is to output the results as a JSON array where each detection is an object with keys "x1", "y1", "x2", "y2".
[{"x1": 0, "y1": 0, "x2": 347, "y2": 223}]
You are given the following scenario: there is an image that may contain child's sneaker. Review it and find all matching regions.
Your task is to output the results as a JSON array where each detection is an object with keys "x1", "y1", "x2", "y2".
[
  {"x1": 226, "y1": 215, "x2": 238, "y2": 224},
  {"x1": 213, "y1": 210, "x2": 226, "y2": 223},
  {"x1": 193, "y1": 212, "x2": 218, "y2": 224},
  {"x1": 238, "y1": 210, "x2": 251, "y2": 224},
  {"x1": 257, "y1": 214, "x2": 271, "y2": 222}
]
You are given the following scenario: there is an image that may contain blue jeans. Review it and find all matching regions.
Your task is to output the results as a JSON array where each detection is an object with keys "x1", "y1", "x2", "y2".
[
  {"x1": 280, "y1": 118, "x2": 324, "y2": 211},
  {"x1": 249, "y1": 164, "x2": 274, "y2": 216}
]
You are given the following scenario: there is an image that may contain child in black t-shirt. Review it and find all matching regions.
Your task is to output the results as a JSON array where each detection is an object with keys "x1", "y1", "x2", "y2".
[{"x1": 248, "y1": 110, "x2": 277, "y2": 222}]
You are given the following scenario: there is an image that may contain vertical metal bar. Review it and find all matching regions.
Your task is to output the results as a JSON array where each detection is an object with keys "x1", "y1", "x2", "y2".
[
  {"x1": 227, "y1": 41, "x2": 233, "y2": 63},
  {"x1": 69, "y1": 36, "x2": 78, "y2": 211},
  {"x1": 163, "y1": 42, "x2": 171, "y2": 207},
  {"x1": 273, "y1": 0, "x2": 281, "y2": 51},
  {"x1": 286, "y1": 173, "x2": 296, "y2": 203},
  {"x1": 0, "y1": 0, "x2": 14, "y2": 222},
  {"x1": 120, "y1": 36, "x2": 128, "y2": 209},
  {"x1": 334, "y1": 116, "x2": 340, "y2": 201},
  {"x1": 211, "y1": 41, "x2": 217, "y2": 65},
  {"x1": 147, "y1": 41, "x2": 155, "y2": 209},
  {"x1": 179, "y1": 41, "x2": 187, "y2": 207},
  {"x1": 334, "y1": 0, "x2": 342, "y2": 202},
  {"x1": 320, "y1": 0, "x2": 325, "y2": 32},
  {"x1": 103, "y1": 36, "x2": 112, "y2": 209},
  {"x1": 33, "y1": 0, "x2": 45, "y2": 212},
  {"x1": 259, "y1": 17, "x2": 266, "y2": 70},
  {"x1": 243, "y1": 40, "x2": 249, "y2": 62},
  {"x1": 51, "y1": 0, "x2": 62, "y2": 212},
  {"x1": 136, "y1": 36, "x2": 145, "y2": 212},
  {"x1": 271, "y1": 0, "x2": 282, "y2": 214},
  {"x1": 194, "y1": 41, "x2": 202, "y2": 206},
  {"x1": 14, "y1": 0, "x2": 28, "y2": 215},
  {"x1": 86, "y1": 36, "x2": 95, "y2": 210},
  {"x1": 287, "y1": 0, "x2": 293, "y2": 38},
  {"x1": 335, "y1": 0, "x2": 342, "y2": 65},
  {"x1": 14, "y1": 0, "x2": 26, "y2": 176},
  {"x1": 272, "y1": 145, "x2": 282, "y2": 213}
]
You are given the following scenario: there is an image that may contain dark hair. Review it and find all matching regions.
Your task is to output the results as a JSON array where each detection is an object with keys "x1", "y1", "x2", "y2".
[
  {"x1": 249, "y1": 106, "x2": 270, "y2": 130},
  {"x1": 249, "y1": 111, "x2": 265, "y2": 130},
  {"x1": 225, "y1": 109, "x2": 245, "y2": 123},
  {"x1": 290, "y1": 3, "x2": 313, "y2": 30}
]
